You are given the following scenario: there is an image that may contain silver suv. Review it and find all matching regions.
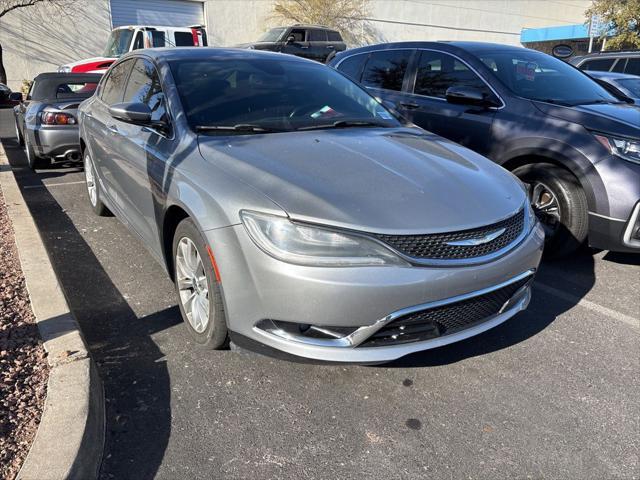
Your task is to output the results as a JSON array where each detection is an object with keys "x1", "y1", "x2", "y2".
[{"x1": 571, "y1": 51, "x2": 640, "y2": 76}]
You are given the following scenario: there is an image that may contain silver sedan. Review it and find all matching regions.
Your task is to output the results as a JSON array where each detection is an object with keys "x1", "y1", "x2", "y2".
[{"x1": 78, "y1": 48, "x2": 544, "y2": 363}]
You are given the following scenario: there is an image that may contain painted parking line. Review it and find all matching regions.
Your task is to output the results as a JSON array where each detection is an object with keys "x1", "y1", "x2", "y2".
[
  {"x1": 22, "y1": 180, "x2": 86, "y2": 189},
  {"x1": 534, "y1": 282, "x2": 639, "y2": 329}
]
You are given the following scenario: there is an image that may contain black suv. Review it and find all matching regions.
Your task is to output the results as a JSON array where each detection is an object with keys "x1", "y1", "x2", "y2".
[
  {"x1": 237, "y1": 24, "x2": 346, "y2": 63},
  {"x1": 330, "y1": 42, "x2": 640, "y2": 257},
  {"x1": 570, "y1": 51, "x2": 640, "y2": 76}
]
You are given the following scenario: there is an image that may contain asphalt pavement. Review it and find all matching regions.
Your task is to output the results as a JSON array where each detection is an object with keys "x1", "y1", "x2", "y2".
[{"x1": 1, "y1": 110, "x2": 638, "y2": 479}]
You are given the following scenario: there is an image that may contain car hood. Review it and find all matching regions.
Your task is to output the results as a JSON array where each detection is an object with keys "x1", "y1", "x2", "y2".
[
  {"x1": 197, "y1": 128, "x2": 525, "y2": 234},
  {"x1": 533, "y1": 101, "x2": 640, "y2": 139}
]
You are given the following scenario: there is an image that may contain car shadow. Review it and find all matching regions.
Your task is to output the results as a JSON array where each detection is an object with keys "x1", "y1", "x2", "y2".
[{"x1": 1, "y1": 136, "x2": 177, "y2": 480}]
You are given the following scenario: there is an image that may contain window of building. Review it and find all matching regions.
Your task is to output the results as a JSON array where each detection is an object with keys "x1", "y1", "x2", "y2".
[{"x1": 361, "y1": 50, "x2": 412, "y2": 91}]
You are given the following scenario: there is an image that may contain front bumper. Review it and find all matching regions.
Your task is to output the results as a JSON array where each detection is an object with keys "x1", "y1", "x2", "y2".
[
  {"x1": 29, "y1": 126, "x2": 80, "y2": 159},
  {"x1": 205, "y1": 220, "x2": 545, "y2": 362}
]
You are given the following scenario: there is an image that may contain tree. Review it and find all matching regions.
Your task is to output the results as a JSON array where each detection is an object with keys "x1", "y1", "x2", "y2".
[
  {"x1": 586, "y1": 0, "x2": 640, "y2": 50},
  {"x1": 0, "y1": 0, "x2": 75, "y2": 84},
  {"x1": 271, "y1": 0, "x2": 374, "y2": 46}
]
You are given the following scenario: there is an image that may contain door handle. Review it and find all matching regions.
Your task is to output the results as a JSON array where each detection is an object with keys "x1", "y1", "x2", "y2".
[
  {"x1": 326, "y1": 45, "x2": 335, "y2": 49},
  {"x1": 400, "y1": 102, "x2": 420, "y2": 110}
]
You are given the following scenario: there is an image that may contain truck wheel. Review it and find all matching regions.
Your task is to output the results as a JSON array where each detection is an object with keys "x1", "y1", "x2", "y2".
[{"x1": 513, "y1": 163, "x2": 588, "y2": 258}]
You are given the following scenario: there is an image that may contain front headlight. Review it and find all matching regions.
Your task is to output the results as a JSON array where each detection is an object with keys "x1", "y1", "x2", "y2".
[
  {"x1": 594, "y1": 133, "x2": 640, "y2": 165},
  {"x1": 241, "y1": 211, "x2": 408, "y2": 267}
]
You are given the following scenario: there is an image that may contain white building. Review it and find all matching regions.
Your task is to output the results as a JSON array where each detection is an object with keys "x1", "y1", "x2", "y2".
[{"x1": 0, "y1": 0, "x2": 590, "y2": 89}]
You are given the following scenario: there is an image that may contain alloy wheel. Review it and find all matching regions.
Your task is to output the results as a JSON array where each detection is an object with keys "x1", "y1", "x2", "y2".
[
  {"x1": 530, "y1": 181, "x2": 562, "y2": 238},
  {"x1": 84, "y1": 154, "x2": 98, "y2": 207},
  {"x1": 176, "y1": 237, "x2": 210, "y2": 333}
]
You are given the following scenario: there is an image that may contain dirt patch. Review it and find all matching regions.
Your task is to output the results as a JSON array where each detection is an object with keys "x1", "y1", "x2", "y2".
[{"x1": 0, "y1": 184, "x2": 49, "y2": 480}]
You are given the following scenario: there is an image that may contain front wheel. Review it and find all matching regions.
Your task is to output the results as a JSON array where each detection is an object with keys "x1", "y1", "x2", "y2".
[
  {"x1": 173, "y1": 218, "x2": 229, "y2": 349},
  {"x1": 513, "y1": 163, "x2": 588, "y2": 258}
]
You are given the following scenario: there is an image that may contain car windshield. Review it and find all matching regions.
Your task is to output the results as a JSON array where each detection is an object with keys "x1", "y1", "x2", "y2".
[
  {"x1": 169, "y1": 58, "x2": 402, "y2": 133},
  {"x1": 476, "y1": 49, "x2": 620, "y2": 106},
  {"x1": 103, "y1": 29, "x2": 134, "y2": 57},
  {"x1": 257, "y1": 27, "x2": 286, "y2": 42},
  {"x1": 618, "y1": 78, "x2": 640, "y2": 98}
]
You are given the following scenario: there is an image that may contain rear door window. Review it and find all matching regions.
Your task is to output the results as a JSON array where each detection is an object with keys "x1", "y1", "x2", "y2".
[
  {"x1": 414, "y1": 50, "x2": 492, "y2": 99},
  {"x1": 327, "y1": 31, "x2": 342, "y2": 42},
  {"x1": 100, "y1": 59, "x2": 133, "y2": 105},
  {"x1": 336, "y1": 53, "x2": 368, "y2": 81},
  {"x1": 122, "y1": 58, "x2": 168, "y2": 124},
  {"x1": 174, "y1": 31, "x2": 195, "y2": 46},
  {"x1": 308, "y1": 29, "x2": 327, "y2": 42},
  {"x1": 581, "y1": 58, "x2": 615, "y2": 71},
  {"x1": 625, "y1": 58, "x2": 640, "y2": 75},
  {"x1": 361, "y1": 50, "x2": 412, "y2": 92},
  {"x1": 611, "y1": 59, "x2": 627, "y2": 73}
]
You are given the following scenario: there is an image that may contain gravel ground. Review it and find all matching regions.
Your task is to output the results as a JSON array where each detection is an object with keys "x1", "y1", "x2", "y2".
[{"x1": 0, "y1": 184, "x2": 49, "y2": 480}]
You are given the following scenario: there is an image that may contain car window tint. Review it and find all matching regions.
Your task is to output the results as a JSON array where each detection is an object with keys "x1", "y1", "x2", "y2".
[
  {"x1": 123, "y1": 58, "x2": 167, "y2": 124},
  {"x1": 337, "y1": 53, "x2": 367, "y2": 81},
  {"x1": 611, "y1": 59, "x2": 627, "y2": 73},
  {"x1": 56, "y1": 82, "x2": 98, "y2": 99},
  {"x1": 361, "y1": 50, "x2": 412, "y2": 91},
  {"x1": 581, "y1": 58, "x2": 615, "y2": 71},
  {"x1": 625, "y1": 58, "x2": 640, "y2": 75},
  {"x1": 415, "y1": 51, "x2": 491, "y2": 99},
  {"x1": 289, "y1": 29, "x2": 306, "y2": 42},
  {"x1": 308, "y1": 29, "x2": 327, "y2": 41},
  {"x1": 101, "y1": 60, "x2": 132, "y2": 105},
  {"x1": 152, "y1": 31, "x2": 166, "y2": 47},
  {"x1": 618, "y1": 78, "x2": 640, "y2": 97},
  {"x1": 174, "y1": 31, "x2": 194, "y2": 46},
  {"x1": 327, "y1": 31, "x2": 342, "y2": 42}
]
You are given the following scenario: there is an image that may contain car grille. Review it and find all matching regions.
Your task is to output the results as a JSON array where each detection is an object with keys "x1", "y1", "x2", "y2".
[
  {"x1": 375, "y1": 209, "x2": 525, "y2": 261},
  {"x1": 360, "y1": 275, "x2": 532, "y2": 348}
]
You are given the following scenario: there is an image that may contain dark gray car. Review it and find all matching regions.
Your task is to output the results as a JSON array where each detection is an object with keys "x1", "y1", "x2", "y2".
[
  {"x1": 588, "y1": 71, "x2": 640, "y2": 104},
  {"x1": 14, "y1": 72, "x2": 101, "y2": 169},
  {"x1": 331, "y1": 42, "x2": 640, "y2": 256},
  {"x1": 78, "y1": 48, "x2": 543, "y2": 362}
]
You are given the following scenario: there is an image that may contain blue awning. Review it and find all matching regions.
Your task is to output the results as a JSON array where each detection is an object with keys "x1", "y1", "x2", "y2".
[{"x1": 521, "y1": 24, "x2": 611, "y2": 43}]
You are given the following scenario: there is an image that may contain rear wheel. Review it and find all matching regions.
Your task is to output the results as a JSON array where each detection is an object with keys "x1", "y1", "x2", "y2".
[
  {"x1": 83, "y1": 151, "x2": 110, "y2": 216},
  {"x1": 173, "y1": 218, "x2": 228, "y2": 349},
  {"x1": 24, "y1": 134, "x2": 49, "y2": 170},
  {"x1": 513, "y1": 163, "x2": 588, "y2": 258},
  {"x1": 15, "y1": 120, "x2": 24, "y2": 147}
]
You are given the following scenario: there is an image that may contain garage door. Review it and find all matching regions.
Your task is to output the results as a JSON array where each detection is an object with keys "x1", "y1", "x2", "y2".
[{"x1": 110, "y1": 0, "x2": 204, "y2": 28}]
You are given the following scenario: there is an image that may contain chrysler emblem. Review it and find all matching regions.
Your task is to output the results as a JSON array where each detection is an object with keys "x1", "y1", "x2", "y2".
[{"x1": 445, "y1": 228, "x2": 506, "y2": 247}]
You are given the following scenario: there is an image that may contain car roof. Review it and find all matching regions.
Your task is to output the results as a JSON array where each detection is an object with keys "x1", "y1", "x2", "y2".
[
  {"x1": 33, "y1": 72, "x2": 103, "y2": 82},
  {"x1": 337, "y1": 41, "x2": 529, "y2": 56},
  {"x1": 124, "y1": 46, "x2": 317, "y2": 63},
  {"x1": 575, "y1": 51, "x2": 640, "y2": 60},
  {"x1": 587, "y1": 71, "x2": 639, "y2": 80}
]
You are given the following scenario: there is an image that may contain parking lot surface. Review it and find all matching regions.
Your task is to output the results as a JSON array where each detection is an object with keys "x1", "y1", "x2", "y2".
[{"x1": 1, "y1": 110, "x2": 638, "y2": 479}]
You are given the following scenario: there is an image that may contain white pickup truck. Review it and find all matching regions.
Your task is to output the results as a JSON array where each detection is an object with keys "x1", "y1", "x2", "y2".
[{"x1": 59, "y1": 25, "x2": 207, "y2": 73}]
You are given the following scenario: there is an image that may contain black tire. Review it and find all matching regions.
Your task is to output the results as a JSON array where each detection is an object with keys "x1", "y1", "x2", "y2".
[
  {"x1": 24, "y1": 134, "x2": 49, "y2": 170},
  {"x1": 173, "y1": 218, "x2": 229, "y2": 349},
  {"x1": 513, "y1": 163, "x2": 589, "y2": 258},
  {"x1": 15, "y1": 120, "x2": 24, "y2": 147},
  {"x1": 83, "y1": 151, "x2": 111, "y2": 216}
]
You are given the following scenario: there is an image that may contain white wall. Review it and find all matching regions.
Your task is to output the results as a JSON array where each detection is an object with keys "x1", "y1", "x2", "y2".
[
  {"x1": 1, "y1": 0, "x2": 591, "y2": 90},
  {"x1": 0, "y1": 0, "x2": 112, "y2": 89}
]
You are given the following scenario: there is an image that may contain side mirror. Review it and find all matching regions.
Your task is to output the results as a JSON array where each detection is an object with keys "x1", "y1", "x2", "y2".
[
  {"x1": 445, "y1": 86, "x2": 498, "y2": 108},
  {"x1": 9, "y1": 92, "x2": 22, "y2": 102},
  {"x1": 286, "y1": 35, "x2": 295, "y2": 44},
  {"x1": 109, "y1": 102, "x2": 152, "y2": 125}
]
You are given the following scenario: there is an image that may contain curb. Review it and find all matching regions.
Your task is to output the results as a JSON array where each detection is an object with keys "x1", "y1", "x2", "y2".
[{"x1": 0, "y1": 142, "x2": 104, "y2": 479}]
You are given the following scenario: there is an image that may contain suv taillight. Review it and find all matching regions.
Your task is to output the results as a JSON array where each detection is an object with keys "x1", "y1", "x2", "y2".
[{"x1": 41, "y1": 112, "x2": 76, "y2": 125}]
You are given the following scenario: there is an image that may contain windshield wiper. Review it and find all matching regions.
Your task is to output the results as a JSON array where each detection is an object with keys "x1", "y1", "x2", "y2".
[
  {"x1": 195, "y1": 124, "x2": 283, "y2": 133},
  {"x1": 296, "y1": 120, "x2": 390, "y2": 131},
  {"x1": 577, "y1": 99, "x2": 625, "y2": 106}
]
